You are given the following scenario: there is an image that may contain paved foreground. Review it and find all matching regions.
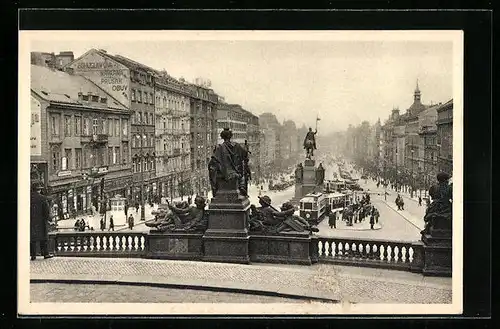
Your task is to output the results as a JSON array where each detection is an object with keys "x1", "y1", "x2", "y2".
[
  {"x1": 31, "y1": 283, "x2": 300, "y2": 303},
  {"x1": 30, "y1": 257, "x2": 452, "y2": 304}
]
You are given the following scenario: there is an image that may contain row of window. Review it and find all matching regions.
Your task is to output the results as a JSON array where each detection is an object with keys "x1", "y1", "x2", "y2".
[
  {"x1": 51, "y1": 144, "x2": 128, "y2": 173},
  {"x1": 131, "y1": 133, "x2": 155, "y2": 149},
  {"x1": 132, "y1": 111, "x2": 155, "y2": 125},
  {"x1": 132, "y1": 158, "x2": 155, "y2": 173},
  {"x1": 51, "y1": 114, "x2": 128, "y2": 137},
  {"x1": 155, "y1": 93, "x2": 190, "y2": 113},
  {"x1": 131, "y1": 89, "x2": 154, "y2": 105},
  {"x1": 218, "y1": 121, "x2": 247, "y2": 131}
]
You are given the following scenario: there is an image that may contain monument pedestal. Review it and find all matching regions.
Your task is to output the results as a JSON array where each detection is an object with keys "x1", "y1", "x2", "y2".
[
  {"x1": 203, "y1": 179, "x2": 250, "y2": 264},
  {"x1": 249, "y1": 231, "x2": 313, "y2": 265},
  {"x1": 421, "y1": 216, "x2": 452, "y2": 277},
  {"x1": 292, "y1": 159, "x2": 323, "y2": 204}
]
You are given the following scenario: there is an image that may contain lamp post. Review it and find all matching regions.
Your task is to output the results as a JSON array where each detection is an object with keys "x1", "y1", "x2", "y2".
[
  {"x1": 136, "y1": 122, "x2": 147, "y2": 221},
  {"x1": 410, "y1": 149, "x2": 414, "y2": 198}
]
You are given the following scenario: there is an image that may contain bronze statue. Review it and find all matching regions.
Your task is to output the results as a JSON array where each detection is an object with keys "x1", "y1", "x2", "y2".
[
  {"x1": 294, "y1": 163, "x2": 303, "y2": 183},
  {"x1": 316, "y1": 163, "x2": 325, "y2": 185},
  {"x1": 303, "y1": 127, "x2": 317, "y2": 159},
  {"x1": 208, "y1": 128, "x2": 250, "y2": 197},
  {"x1": 145, "y1": 196, "x2": 208, "y2": 233},
  {"x1": 248, "y1": 195, "x2": 318, "y2": 234},
  {"x1": 421, "y1": 172, "x2": 452, "y2": 236}
]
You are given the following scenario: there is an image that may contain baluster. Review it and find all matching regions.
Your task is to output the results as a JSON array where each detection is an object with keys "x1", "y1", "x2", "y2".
[
  {"x1": 117, "y1": 235, "x2": 123, "y2": 251},
  {"x1": 69, "y1": 236, "x2": 75, "y2": 252},
  {"x1": 111, "y1": 235, "x2": 117, "y2": 251},
  {"x1": 327, "y1": 241, "x2": 333, "y2": 257},
  {"x1": 140, "y1": 236, "x2": 146, "y2": 251},
  {"x1": 389, "y1": 245, "x2": 396, "y2": 262},
  {"x1": 320, "y1": 241, "x2": 326, "y2": 257},
  {"x1": 403, "y1": 246, "x2": 410, "y2": 263},
  {"x1": 93, "y1": 236, "x2": 99, "y2": 251},
  {"x1": 357, "y1": 243, "x2": 364, "y2": 259},
  {"x1": 337, "y1": 242, "x2": 343, "y2": 258},
  {"x1": 344, "y1": 242, "x2": 351, "y2": 258},
  {"x1": 104, "y1": 236, "x2": 110, "y2": 251},
  {"x1": 382, "y1": 244, "x2": 389, "y2": 262},
  {"x1": 131, "y1": 236, "x2": 136, "y2": 251},
  {"x1": 98, "y1": 236, "x2": 104, "y2": 251},
  {"x1": 364, "y1": 243, "x2": 371, "y2": 260},
  {"x1": 397, "y1": 245, "x2": 404, "y2": 263},
  {"x1": 351, "y1": 243, "x2": 357, "y2": 259},
  {"x1": 408, "y1": 247, "x2": 414, "y2": 263},
  {"x1": 331, "y1": 241, "x2": 337, "y2": 258},
  {"x1": 374, "y1": 244, "x2": 382, "y2": 261}
]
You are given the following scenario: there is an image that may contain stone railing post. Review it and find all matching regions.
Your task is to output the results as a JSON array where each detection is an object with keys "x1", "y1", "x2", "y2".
[
  {"x1": 410, "y1": 241, "x2": 424, "y2": 273},
  {"x1": 310, "y1": 235, "x2": 319, "y2": 263}
]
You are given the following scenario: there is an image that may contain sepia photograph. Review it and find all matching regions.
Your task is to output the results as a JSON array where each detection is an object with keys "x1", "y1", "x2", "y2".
[{"x1": 18, "y1": 30, "x2": 463, "y2": 315}]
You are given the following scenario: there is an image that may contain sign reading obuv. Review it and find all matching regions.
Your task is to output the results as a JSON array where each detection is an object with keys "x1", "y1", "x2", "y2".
[{"x1": 30, "y1": 96, "x2": 42, "y2": 156}]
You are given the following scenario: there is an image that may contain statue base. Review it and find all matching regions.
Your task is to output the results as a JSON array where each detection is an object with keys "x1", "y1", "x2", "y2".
[
  {"x1": 203, "y1": 179, "x2": 250, "y2": 264},
  {"x1": 146, "y1": 232, "x2": 204, "y2": 260},
  {"x1": 292, "y1": 159, "x2": 324, "y2": 204},
  {"x1": 249, "y1": 231, "x2": 313, "y2": 265},
  {"x1": 421, "y1": 216, "x2": 452, "y2": 277}
]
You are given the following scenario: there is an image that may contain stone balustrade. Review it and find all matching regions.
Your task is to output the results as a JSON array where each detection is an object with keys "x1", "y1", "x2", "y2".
[
  {"x1": 47, "y1": 232, "x2": 425, "y2": 273},
  {"x1": 49, "y1": 232, "x2": 147, "y2": 258},
  {"x1": 315, "y1": 236, "x2": 424, "y2": 272}
]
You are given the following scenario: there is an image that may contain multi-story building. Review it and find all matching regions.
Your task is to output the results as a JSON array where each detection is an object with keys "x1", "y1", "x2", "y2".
[
  {"x1": 242, "y1": 109, "x2": 260, "y2": 181},
  {"x1": 216, "y1": 103, "x2": 248, "y2": 144},
  {"x1": 154, "y1": 71, "x2": 192, "y2": 200},
  {"x1": 68, "y1": 49, "x2": 157, "y2": 203},
  {"x1": 436, "y1": 99, "x2": 453, "y2": 175},
  {"x1": 418, "y1": 109, "x2": 439, "y2": 192},
  {"x1": 404, "y1": 81, "x2": 430, "y2": 174},
  {"x1": 31, "y1": 64, "x2": 131, "y2": 218},
  {"x1": 259, "y1": 113, "x2": 282, "y2": 172},
  {"x1": 31, "y1": 51, "x2": 75, "y2": 71},
  {"x1": 259, "y1": 127, "x2": 276, "y2": 177},
  {"x1": 188, "y1": 83, "x2": 218, "y2": 196}
]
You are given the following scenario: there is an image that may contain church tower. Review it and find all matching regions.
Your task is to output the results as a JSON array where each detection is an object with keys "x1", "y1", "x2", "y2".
[{"x1": 414, "y1": 79, "x2": 421, "y2": 102}]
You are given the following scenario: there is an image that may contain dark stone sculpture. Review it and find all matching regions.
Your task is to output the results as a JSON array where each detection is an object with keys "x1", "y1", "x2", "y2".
[
  {"x1": 248, "y1": 196, "x2": 318, "y2": 234},
  {"x1": 421, "y1": 172, "x2": 453, "y2": 236},
  {"x1": 303, "y1": 127, "x2": 317, "y2": 159},
  {"x1": 145, "y1": 196, "x2": 208, "y2": 233},
  {"x1": 294, "y1": 163, "x2": 303, "y2": 183},
  {"x1": 316, "y1": 163, "x2": 325, "y2": 185},
  {"x1": 208, "y1": 128, "x2": 250, "y2": 197}
]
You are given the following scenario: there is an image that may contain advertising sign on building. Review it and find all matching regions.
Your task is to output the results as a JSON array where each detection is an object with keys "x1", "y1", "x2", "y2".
[
  {"x1": 30, "y1": 96, "x2": 42, "y2": 156},
  {"x1": 69, "y1": 50, "x2": 131, "y2": 108}
]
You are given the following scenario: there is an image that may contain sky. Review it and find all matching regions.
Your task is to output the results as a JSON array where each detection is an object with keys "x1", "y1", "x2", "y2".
[{"x1": 29, "y1": 34, "x2": 455, "y2": 134}]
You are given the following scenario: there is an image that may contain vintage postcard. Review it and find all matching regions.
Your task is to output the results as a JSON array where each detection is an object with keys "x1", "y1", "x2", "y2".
[{"x1": 19, "y1": 30, "x2": 463, "y2": 315}]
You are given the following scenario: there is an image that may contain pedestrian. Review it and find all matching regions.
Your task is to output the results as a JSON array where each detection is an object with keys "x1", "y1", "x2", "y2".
[
  {"x1": 124, "y1": 199, "x2": 129, "y2": 217},
  {"x1": 375, "y1": 208, "x2": 380, "y2": 223},
  {"x1": 418, "y1": 196, "x2": 422, "y2": 206},
  {"x1": 30, "y1": 182, "x2": 54, "y2": 260},
  {"x1": 128, "y1": 214, "x2": 134, "y2": 230},
  {"x1": 108, "y1": 215, "x2": 114, "y2": 231},
  {"x1": 328, "y1": 212, "x2": 337, "y2": 228},
  {"x1": 370, "y1": 211, "x2": 375, "y2": 230},
  {"x1": 188, "y1": 196, "x2": 192, "y2": 205},
  {"x1": 100, "y1": 217, "x2": 105, "y2": 231}
]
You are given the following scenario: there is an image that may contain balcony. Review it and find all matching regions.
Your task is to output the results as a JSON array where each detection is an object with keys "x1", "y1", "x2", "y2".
[{"x1": 80, "y1": 134, "x2": 108, "y2": 144}]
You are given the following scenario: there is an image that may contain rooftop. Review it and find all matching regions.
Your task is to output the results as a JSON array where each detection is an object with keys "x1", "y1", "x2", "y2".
[{"x1": 30, "y1": 64, "x2": 127, "y2": 111}]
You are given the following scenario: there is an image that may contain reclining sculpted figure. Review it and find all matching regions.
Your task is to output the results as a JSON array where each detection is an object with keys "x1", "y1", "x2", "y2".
[
  {"x1": 145, "y1": 196, "x2": 208, "y2": 233},
  {"x1": 248, "y1": 195, "x2": 318, "y2": 234}
]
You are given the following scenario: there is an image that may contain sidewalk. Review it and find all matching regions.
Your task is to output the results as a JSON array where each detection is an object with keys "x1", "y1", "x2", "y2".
[{"x1": 30, "y1": 257, "x2": 452, "y2": 304}]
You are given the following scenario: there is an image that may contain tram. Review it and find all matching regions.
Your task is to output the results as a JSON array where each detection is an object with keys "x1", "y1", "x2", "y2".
[
  {"x1": 324, "y1": 192, "x2": 348, "y2": 214},
  {"x1": 324, "y1": 179, "x2": 346, "y2": 192},
  {"x1": 299, "y1": 192, "x2": 328, "y2": 224}
]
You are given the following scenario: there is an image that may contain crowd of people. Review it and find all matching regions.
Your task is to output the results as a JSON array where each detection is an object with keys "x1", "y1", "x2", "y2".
[{"x1": 327, "y1": 192, "x2": 380, "y2": 230}]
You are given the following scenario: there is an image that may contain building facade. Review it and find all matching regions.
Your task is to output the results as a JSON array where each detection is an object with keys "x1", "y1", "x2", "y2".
[
  {"x1": 31, "y1": 64, "x2": 131, "y2": 220},
  {"x1": 189, "y1": 84, "x2": 218, "y2": 196},
  {"x1": 436, "y1": 99, "x2": 453, "y2": 176},
  {"x1": 68, "y1": 49, "x2": 157, "y2": 203},
  {"x1": 154, "y1": 71, "x2": 192, "y2": 200},
  {"x1": 31, "y1": 51, "x2": 75, "y2": 71}
]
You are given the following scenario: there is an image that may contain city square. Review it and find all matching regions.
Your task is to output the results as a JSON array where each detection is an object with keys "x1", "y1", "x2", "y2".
[{"x1": 25, "y1": 31, "x2": 457, "y2": 310}]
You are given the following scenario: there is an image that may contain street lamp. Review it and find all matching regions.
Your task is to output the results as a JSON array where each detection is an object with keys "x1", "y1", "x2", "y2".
[
  {"x1": 136, "y1": 123, "x2": 147, "y2": 221},
  {"x1": 410, "y1": 149, "x2": 415, "y2": 198}
]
